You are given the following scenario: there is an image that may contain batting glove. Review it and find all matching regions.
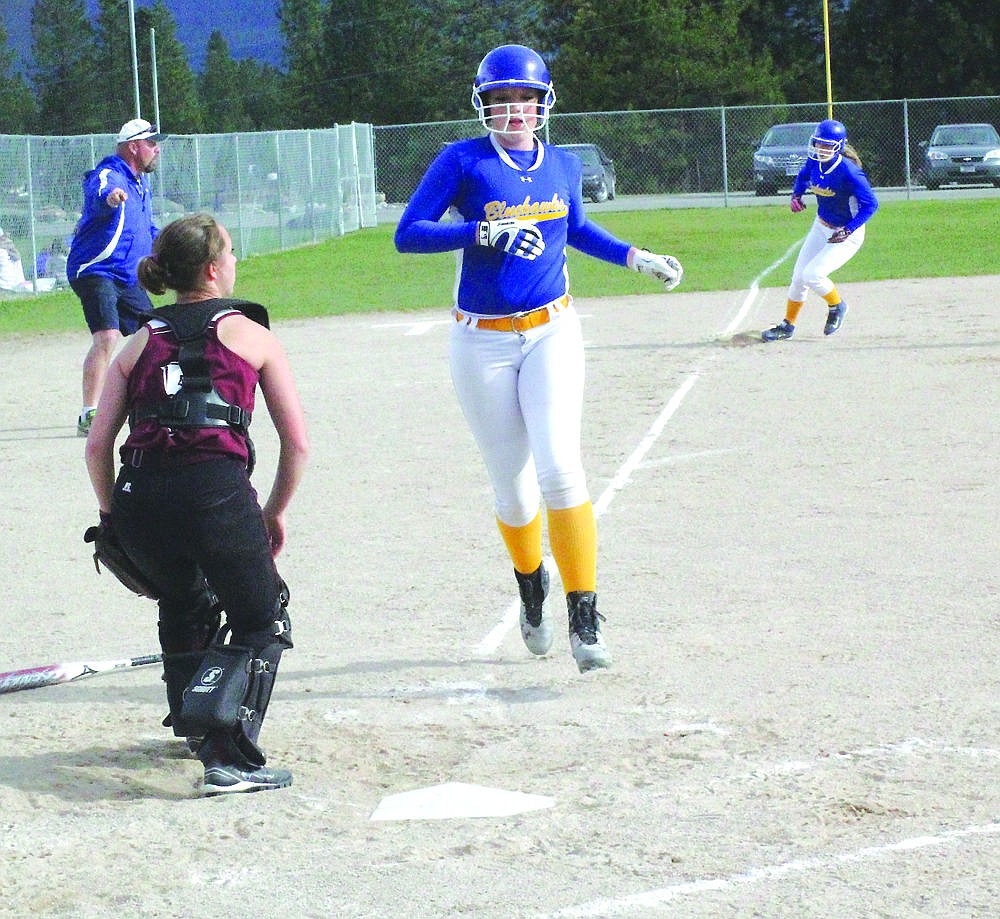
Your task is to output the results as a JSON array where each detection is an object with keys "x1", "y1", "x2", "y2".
[
  {"x1": 631, "y1": 249, "x2": 683, "y2": 291},
  {"x1": 477, "y1": 218, "x2": 545, "y2": 260},
  {"x1": 827, "y1": 227, "x2": 852, "y2": 244},
  {"x1": 790, "y1": 195, "x2": 806, "y2": 213}
]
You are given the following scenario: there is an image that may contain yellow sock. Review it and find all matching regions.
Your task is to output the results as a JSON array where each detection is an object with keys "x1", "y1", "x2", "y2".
[
  {"x1": 496, "y1": 511, "x2": 543, "y2": 575},
  {"x1": 547, "y1": 502, "x2": 597, "y2": 593},
  {"x1": 822, "y1": 287, "x2": 841, "y2": 307},
  {"x1": 785, "y1": 300, "x2": 805, "y2": 324}
]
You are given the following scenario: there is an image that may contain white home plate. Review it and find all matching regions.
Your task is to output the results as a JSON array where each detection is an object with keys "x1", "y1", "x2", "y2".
[{"x1": 370, "y1": 782, "x2": 555, "y2": 821}]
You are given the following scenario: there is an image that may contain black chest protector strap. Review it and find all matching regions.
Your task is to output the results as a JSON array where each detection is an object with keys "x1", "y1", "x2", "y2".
[{"x1": 129, "y1": 299, "x2": 270, "y2": 473}]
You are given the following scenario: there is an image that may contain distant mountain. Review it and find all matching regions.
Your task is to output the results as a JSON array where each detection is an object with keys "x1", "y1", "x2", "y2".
[{"x1": 2, "y1": 0, "x2": 284, "y2": 75}]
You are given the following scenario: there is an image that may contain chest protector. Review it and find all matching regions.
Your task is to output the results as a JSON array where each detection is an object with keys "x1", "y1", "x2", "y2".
[{"x1": 129, "y1": 298, "x2": 270, "y2": 473}]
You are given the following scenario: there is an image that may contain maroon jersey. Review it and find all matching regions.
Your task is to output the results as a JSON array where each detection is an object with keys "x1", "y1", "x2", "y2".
[{"x1": 122, "y1": 306, "x2": 259, "y2": 466}]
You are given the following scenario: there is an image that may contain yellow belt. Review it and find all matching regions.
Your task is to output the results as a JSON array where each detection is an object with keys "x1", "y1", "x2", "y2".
[{"x1": 455, "y1": 295, "x2": 570, "y2": 332}]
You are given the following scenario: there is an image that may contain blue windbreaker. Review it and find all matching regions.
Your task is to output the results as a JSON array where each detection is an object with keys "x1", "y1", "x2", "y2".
[{"x1": 67, "y1": 154, "x2": 159, "y2": 283}]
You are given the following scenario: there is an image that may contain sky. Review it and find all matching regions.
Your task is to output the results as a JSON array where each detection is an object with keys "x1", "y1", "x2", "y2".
[{"x1": 2, "y1": 0, "x2": 284, "y2": 75}]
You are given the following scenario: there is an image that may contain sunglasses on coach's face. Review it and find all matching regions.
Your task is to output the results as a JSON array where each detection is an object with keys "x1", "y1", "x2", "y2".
[{"x1": 125, "y1": 127, "x2": 160, "y2": 142}]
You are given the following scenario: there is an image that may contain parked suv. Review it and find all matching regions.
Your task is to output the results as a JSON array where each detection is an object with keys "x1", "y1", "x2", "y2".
[
  {"x1": 559, "y1": 143, "x2": 617, "y2": 203},
  {"x1": 920, "y1": 123, "x2": 1000, "y2": 189},
  {"x1": 752, "y1": 122, "x2": 815, "y2": 196}
]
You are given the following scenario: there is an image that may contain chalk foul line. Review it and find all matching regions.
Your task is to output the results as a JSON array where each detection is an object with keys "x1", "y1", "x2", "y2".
[{"x1": 544, "y1": 822, "x2": 1000, "y2": 917}]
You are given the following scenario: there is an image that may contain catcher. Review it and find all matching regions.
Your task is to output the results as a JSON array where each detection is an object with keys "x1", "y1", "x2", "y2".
[{"x1": 84, "y1": 213, "x2": 309, "y2": 797}]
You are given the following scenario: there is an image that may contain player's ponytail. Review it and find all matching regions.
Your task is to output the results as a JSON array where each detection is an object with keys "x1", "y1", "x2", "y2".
[
  {"x1": 137, "y1": 253, "x2": 169, "y2": 295},
  {"x1": 843, "y1": 144, "x2": 862, "y2": 167}
]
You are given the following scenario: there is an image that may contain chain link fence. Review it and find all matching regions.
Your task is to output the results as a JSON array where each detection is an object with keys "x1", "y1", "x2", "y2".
[
  {"x1": 374, "y1": 95, "x2": 1000, "y2": 205},
  {"x1": 0, "y1": 123, "x2": 377, "y2": 294},
  {"x1": 4, "y1": 99, "x2": 994, "y2": 295}
]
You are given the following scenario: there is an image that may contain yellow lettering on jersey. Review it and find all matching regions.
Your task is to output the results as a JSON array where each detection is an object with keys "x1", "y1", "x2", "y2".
[
  {"x1": 808, "y1": 184, "x2": 837, "y2": 197},
  {"x1": 483, "y1": 194, "x2": 569, "y2": 223}
]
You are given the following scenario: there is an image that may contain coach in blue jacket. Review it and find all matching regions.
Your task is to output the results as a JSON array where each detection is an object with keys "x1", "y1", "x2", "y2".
[{"x1": 68, "y1": 118, "x2": 167, "y2": 437}]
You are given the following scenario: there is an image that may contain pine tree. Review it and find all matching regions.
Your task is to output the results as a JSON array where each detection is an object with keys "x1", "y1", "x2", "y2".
[
  {"x1": 0, "y1": 19, "x2": 36, "y2": 133},
  {"x1": 31, "y1": 0, "x2": 104, "y2": 133},
  {"x1": 199, "y1": 31, "x2": 252, "y2": 133},
  {"x1": 94, "y1": 0, "x2": 141, "y2": 126},
  {"x1": 543, "y1": 0, "x2": 784, "y2": 111},
  {"x1": 137, "y1": 1, "x2": 204, "y2": 134},
  {"x1": 279, "y1": 0, "x2": 328, "y2": 127}
]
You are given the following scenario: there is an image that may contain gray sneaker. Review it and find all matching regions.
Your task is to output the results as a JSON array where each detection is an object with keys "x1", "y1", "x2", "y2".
[
  {"x1": 824, "y1": 301, "x2": 848, "y2": 335},
  {"x1": 761, "y1": 319, "x2": 794, "y2": 342},
  {"x1": 567, "y1": 591, "x2": 611, "y2": 673},
  {"x1": 202, "y1": 761, "x2": 293, "y2": 796},
  {"x1": 516, "y1": 563, "x2": 553, "y2": 656}
]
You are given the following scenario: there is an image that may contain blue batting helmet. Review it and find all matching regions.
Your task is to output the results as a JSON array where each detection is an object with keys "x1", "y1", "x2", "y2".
[
  {"x1": 471, "y1": 45, "x2": 556, "y2": 134},
  {"x1": 809, "y1": 119, "x2": 847, "y2": 162}
]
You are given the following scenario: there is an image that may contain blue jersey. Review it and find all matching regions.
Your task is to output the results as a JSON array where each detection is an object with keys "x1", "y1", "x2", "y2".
[
  {"x1": 792, "y1": 154, "x2": 878, "y2": 234},
  {"x1": 395, "y1": 135, "x2": 631, "y2": 315},
  {"x1": 67, "y1": 154, "x2": 159, "y2": 284}
]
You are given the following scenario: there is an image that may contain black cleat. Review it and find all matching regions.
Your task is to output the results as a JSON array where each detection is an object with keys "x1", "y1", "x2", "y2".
[
  {"x1": 567, "y1": 591, "x2": 611, "y2": 673},
  {"x1": 516, "y1": 563, "x2": 553, "y2": 655}
]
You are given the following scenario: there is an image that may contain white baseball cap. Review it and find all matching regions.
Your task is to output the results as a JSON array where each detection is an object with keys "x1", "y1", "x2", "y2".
[{"x1": 116, "y1": 118, "x2": 167, "y2": 143}]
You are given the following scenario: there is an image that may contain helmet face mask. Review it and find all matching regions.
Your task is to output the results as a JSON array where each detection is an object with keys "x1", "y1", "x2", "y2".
[
  {"x1": 472, "y1": 44, "x2": 556, "y2": 136},
  {"x1": 478, "y1": 89, "x2": 546, "y2": 137},
  {"x1": 809, "y1": 118, "x2": 848, "y2": 162}
]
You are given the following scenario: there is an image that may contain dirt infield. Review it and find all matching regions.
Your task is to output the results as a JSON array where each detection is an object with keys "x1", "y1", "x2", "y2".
[{"x1": 1, "y1": 276, "x2": 998, "y2": 918}]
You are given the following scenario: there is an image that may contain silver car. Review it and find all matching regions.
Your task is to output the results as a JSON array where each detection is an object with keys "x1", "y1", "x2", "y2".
[{"x1": 921, "y1": 123, "x2": 1000, "y2": 190}]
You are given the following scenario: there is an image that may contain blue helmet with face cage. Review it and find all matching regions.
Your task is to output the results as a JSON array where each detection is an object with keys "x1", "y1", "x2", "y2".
[
  {"x1": 809, "y1": 119, "x2": 848, "y2": 162},
  {"x1": 471, "y1": 44, "x2": 557, "y2": 134}
]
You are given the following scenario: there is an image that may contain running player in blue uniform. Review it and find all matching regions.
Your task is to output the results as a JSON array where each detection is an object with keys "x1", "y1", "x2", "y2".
[
  {"x1": 762, "y1": 119, "x2": 879, "y2": 341},
  {"x1": 395, "y1": 44, "x2": 683, "y2": 672}
]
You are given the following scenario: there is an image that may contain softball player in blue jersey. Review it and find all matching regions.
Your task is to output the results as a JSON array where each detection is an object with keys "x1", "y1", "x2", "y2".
[
  {"x1": 762, "y1": 119, "x2": 879, "y2": 342},
  {"x1": 395, "y1": 44, "x2": 683, "y2": 672}
]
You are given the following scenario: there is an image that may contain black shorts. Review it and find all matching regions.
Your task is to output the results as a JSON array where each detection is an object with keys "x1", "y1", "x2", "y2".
[{"x1": 71, "y1": 274, "x2": 153, "y2": 335}]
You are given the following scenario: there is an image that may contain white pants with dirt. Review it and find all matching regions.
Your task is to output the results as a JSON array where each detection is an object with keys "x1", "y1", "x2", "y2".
[{"x1": 787, "y1": 218, "x2": 865, "y2": 301}]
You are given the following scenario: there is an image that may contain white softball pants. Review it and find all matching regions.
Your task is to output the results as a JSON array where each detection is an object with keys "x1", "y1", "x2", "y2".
[
  {"x1": 787, "y1": 217, "x2": 865, "y2": 301},
  {"x1": 449, "y1": 306, "x2": 590, "y2": 527}
]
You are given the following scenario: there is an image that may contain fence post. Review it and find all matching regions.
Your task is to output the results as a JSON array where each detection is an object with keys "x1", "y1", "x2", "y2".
[
  {"x1": 25, "y1": 136, "x2": 40, "y2": 292},
  {"x1": 306, "y1": 130, "x2": 317, "y2": 244},
  {"x1": 331, "y1": 126, "x2": 344, "y2": 237},
  {"x1": 902, "y1": 99, "x2": 913, "y2": 199},
  {"x1": 234, "y1": 133, "x2": 246, "y2": 260},
  {"x1": 275, "y1": 131, "x2": 285, "y2": 252},
  {"x1": 194, "y1": 135, "x2": 202, "y2": 210},
  {"x1": 720, "y1": 106, "x2": 730, "y2": 206}
]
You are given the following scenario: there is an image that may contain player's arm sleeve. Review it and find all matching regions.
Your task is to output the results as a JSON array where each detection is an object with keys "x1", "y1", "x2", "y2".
[
  {"x1": 792, "y1": 165, "x2": 810, "y2": 197},
  {"x1": 844, "y1": 166, "x2": 879, "y2": 233},
  {"x1": 562, "y1": 158, "x2": 631, "y2": 265},
  {"x1": 567, "y1": 218, "x2": 631, "y2": 265},
  {"x1": 394, "y1": 149, "x2": 477, "y2": 253}
]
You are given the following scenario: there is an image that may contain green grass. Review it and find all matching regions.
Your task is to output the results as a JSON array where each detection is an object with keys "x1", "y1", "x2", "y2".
[{"x1": 2, "y1": 198, "x2": 996, "y2": 336}]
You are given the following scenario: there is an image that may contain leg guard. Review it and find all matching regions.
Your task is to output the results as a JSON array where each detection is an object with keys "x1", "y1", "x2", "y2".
[
  {"x1": 165, "y1": 589, "x2": 293, "y2": 761},
  {"x1": 229, "y1": 582, "x2": 293, "y2": 745},
  {"x1": 162, "y1": 651, "x2": 206, "y2": 734},
  {"x1": 158, "y1": 583, "x2": 225, "y2": 733}
]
